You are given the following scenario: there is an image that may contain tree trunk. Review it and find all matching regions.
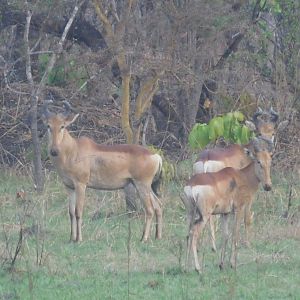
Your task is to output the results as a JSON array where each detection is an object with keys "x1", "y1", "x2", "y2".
[{"x1": 29, "y1": 95, "x2": 44, "y2": 193}]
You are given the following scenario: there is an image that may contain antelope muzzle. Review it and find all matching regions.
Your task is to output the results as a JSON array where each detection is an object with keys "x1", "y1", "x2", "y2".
[
  {"x1": 50, "y1": 148, "x2": 59, "y2": 157},
  {"x1": 263, "y1": 184, "x2": 272, "y2": 191}
]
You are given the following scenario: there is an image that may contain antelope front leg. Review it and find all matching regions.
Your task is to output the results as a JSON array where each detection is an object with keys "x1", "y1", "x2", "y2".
[
  {"x1": 219, "y1": 213, "x2": 229, "y2": 270},
  {"x1": 209, "y1": 215, "x2": 217, "y2": 252},
  {"x1": 68, "y1": 189, "x2": 77, "y2": 242},
  {"x1": 230, "y1": 209, "x2": 243, "y2": 269},
  {"x1": 244, "y1": 200, "x2": 254, "y2": 247},
  {"x1": 74, "y1": 183, "x2": 87, "y2": 242}
]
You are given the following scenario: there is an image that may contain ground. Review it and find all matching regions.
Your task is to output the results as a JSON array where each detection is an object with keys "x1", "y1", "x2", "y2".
[{"x1": 0, "y1": 168, "x2": 299, "y2": 300}]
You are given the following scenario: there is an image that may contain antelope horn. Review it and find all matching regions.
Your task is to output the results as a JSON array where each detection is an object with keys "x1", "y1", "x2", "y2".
[
  {"x1": 62, "y1": 100, "x2": 73, "y2": 115},
  {"x1": 269, "y1": 107, "x2": 279, "y2": 123},
  {"x1": 42, "y1": 100, "x2": 54, "y2": 118},
  {"x1": 252, "y1": 107, "x2": 263, "y2": 123}
]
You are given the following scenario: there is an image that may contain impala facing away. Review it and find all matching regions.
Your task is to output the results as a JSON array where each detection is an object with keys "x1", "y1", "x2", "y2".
[
  {"x1": 42, "y1": 101, "x2": 163, "y2": 242},
  {"x1": 184, "y1": 137, "x2": 273, "y2": 272},
  {"x1": 191, "y1": 107, "x2": 282, "y2": 251}
]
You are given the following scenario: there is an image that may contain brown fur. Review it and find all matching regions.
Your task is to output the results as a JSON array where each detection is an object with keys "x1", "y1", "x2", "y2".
[
  {"x1": 185, "y1": 142, "x2": 272, "y2": 272},
  {"x1": 44, "y1": 112, "x2": 162, "y2": 242}
]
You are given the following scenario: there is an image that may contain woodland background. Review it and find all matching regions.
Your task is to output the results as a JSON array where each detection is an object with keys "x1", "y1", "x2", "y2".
[{"x1": 0, "y1": 0, "x2": 299, "y2": 181}]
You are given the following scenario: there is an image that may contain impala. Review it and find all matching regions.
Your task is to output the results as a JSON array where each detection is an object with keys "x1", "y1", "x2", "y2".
[
  {"x1": 42, "y1": 101, "x2": 163, "y2": 242},
  {"x1": 191, "y1": 108, "x2": 282, "y2": 251},
  {"x1": 184, "y1": 137, "x2": 273, "y2": 272}
]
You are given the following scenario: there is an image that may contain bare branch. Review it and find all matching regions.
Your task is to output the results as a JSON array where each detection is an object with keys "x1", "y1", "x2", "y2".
[
  {"x1": 92, "y1": 0, "x2": 114, "y2": 39},
  {"x1": 24, "y1": 7, "x2": 33, "y2": 86},
  {"x1": 36, "y1": 4, "x2": 81, "y2": 95}
]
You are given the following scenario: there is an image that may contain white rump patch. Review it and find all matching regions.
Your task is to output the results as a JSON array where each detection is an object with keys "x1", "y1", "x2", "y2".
[
  {"x1": 193, "y1": 161, "x2": 205, "y2": 174},
  {"x1": 184, "y1": 185, "x2": 193, "y2": 199},
  {"x1": 193, "y1": 160, "x2": 225, "y2": 174},
  {"x1": 152, "y1": 153, "x2": 163, "y2": 174},
  {"x1": 191, "y1": 185, "x2": 214, "y2": 203},
  {"x1": 204, "y1": 161, "x2": 225, "y2": 173}
]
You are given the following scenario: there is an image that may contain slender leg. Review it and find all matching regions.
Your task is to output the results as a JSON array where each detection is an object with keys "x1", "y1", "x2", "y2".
[
  {"x1": 230, "y1": 208, "x2": 243, "y2": 269},
  {"x1": 185, "y1": 228, "x2": 192, "y2": 269},
  {"x1": 124, "y1": 182, "x2": 140, "y2": 213},
  {"x1": 68, "y1": 188, "x2": 77, "y2": 242},
  {"x1": 191, "y1": 216, "x2": 208, "y2": 273},
  {"x1": 244, "y1": 198, "x2": 254, "y2": 247},
  {"x1": 182, "y1": 192, "x2": 194, "y2": 244},
  {"x1": 209, "y1": 215, "x2": 217, "y2": 252},
  {"x1": 151, "y1": 192, "x2": 163, "y2": 239},
  {"x1": 74, "y1": 183, "x2": 86, "y2": 242},
  {"x1": 219, "y1": 213, "x2": 230, "y2": 270},
  {"x1": 134, "y1": 181, "x2": 155, "y2": 242},
  {"x1": 185, "y1": 200, "x2": 197, "y2": 270}
]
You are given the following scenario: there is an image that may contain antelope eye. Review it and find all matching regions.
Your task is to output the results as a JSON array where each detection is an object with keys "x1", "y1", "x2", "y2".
[{"x1": 60, "y1": 125, "x2": 65, "y2": 130}]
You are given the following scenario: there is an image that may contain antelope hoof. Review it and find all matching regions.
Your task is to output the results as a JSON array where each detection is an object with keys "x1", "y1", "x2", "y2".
[
  {"x1": 211, "y1": 246, "x2": 217, "y2": 252},
  {"x1": 70, "y1": 236, "x2": 76, "y2": 243},
  {"x1": 141, "y1": 235, "x2": 149, "y2": 243},
  {"x1": 155, "y1": 233, "x2": 162, "y2": 240},
  {"x1": 244, "y1": 241, "x2": 251, "y2": 248},
  {"x1": 230, "y1": 261, "x2": 237, "y2": 270},
  {"x1": 219, "y1": 263, "x2": 224, "y2": 270}
]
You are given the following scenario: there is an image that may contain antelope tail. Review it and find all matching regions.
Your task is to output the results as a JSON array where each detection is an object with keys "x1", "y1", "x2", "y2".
[{"x1": 151, "y1": 154, "x2": 163, "y2": 197}]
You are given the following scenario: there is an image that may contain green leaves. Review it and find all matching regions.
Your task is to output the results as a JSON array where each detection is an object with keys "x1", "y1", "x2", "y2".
[
  {"x1": 188, "y1": 112, "x2": 254, "y2": 150},
  {"x1": 188, "y1": 124, "x2": 210, "y2": 150},
  {"x1": 208, "y1": 117, "x2": 224, "y2": 141}
]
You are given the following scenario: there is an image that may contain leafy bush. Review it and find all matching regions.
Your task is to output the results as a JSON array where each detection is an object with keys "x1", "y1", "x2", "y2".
[
  {"x1": 38, "y1": 54, "x2": 88, "y2": 88},
  {"x1": 188, "y1": 112, "x2": 255, "y2": 150},
  {"x1": 148, "y1": 145, "x2": 176, "y2": 184}
]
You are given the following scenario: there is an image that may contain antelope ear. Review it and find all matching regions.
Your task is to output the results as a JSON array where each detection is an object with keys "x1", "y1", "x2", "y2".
[
  {"x1": 64, "y1": 113, "x2": 79, "y2": 127},
  {"x1": 244, "y1": 147, "x2": 254, "y2": 159},
  {"x1": 276, "y1": 120, "x2": 288, "y2": 132},
  {"x1": 41, "y1": 100, "x2": 54, "y2": 124},
  {"x1": 41, "y1": 113, "x2": 48, "y2": 125},
  {"x1": 245, "y1": 120, "x2": 256, "y2": 131}
]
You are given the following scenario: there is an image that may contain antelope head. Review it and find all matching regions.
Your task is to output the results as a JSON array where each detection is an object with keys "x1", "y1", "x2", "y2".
[
  {"x1": 42, "y1": 101, "x2": 79, "y2": 157},
  {"x1": 245, "y1": 137, "x2": 273, "y2": 191},
  {"x1": 245, "y1": 107, "x2": 277, "y2": 141}
]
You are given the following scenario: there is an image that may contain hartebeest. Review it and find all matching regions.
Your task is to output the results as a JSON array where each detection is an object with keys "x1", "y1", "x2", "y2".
[
  {"x1": 184, "y1": 137, "x2": 273, "y2": 272},
  {"x1": 191, "y1": 108, "x2": 282, "y2": 251},
  {"x1": 42, "y1": 101, "x2": 163, "y2": 242}
]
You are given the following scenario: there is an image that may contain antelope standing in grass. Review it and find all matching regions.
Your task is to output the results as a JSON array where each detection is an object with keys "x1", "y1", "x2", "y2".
[
  {"x1": 184, "y1": 137, "x2": 273, "y2": 272},
  {"x1": 191, "y1": 107, "x2": 284, "y2": 251},
  {"x1": 42, "y1": 101, "x2": 163, "y2": 242}
]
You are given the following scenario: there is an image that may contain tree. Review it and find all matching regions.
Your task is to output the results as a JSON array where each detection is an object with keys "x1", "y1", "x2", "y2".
[
  {"x1": 92, "y1": 0, "x2": 164, "y2": 144},
  {"x1": 24, "y1": 1, "x2": 81, "y2": 193}
]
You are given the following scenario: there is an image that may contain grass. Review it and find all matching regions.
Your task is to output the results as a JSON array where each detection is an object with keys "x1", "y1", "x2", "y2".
[{"x1": 0, "y1": 168, "x2": 299, "y2": 300}]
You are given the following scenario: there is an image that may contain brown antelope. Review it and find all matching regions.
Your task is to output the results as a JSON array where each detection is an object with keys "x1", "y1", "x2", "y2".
[
  {"x1": 244, "y1": 107, "x2": 286, "y2": 141},
  {"x1": 42, "y1": 101, "x2": 163, "y2": 242},
  {"x1": 184, "y1": 137, "x2": 273, "y2": 272},
  {"x1": 191, "y1": 107, "x2": 283, "y2": 251}
]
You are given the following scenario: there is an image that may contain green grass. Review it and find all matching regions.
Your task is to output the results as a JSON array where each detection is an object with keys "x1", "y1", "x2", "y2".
[{"x1": 0, "y1": 169, "x2": 299, "y2": 300}]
